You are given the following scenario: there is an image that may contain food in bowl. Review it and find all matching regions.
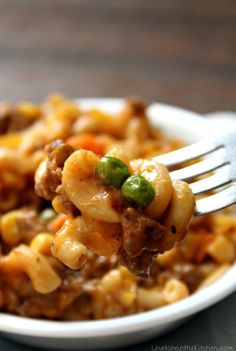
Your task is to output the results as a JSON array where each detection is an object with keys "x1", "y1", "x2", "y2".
[{"x1": 0, "y1": 95, "x2": 235, "y2": 320}]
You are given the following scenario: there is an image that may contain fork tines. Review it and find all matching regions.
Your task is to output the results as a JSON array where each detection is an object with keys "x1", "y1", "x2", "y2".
[{"x1": 153, "y1": 127, "x2": 236, "y2": 215}]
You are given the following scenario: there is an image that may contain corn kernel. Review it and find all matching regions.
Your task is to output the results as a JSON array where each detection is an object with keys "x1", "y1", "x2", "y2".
[
  {"x1": 1, "y1": 211, "x2": 20, "y2": 247},
  {"x1": 30, "y1": 233, "x2": 54, "y2": 255}
]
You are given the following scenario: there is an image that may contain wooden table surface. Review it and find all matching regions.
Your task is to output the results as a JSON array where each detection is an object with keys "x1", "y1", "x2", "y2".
[{"x1": 0, "y1": 0, "x2": 236, "y2": 113}]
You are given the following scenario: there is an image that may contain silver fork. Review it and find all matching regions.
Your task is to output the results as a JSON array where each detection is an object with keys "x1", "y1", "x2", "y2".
[{"x1": 153, "y1": 127, "x2": 236, "y2": 216}]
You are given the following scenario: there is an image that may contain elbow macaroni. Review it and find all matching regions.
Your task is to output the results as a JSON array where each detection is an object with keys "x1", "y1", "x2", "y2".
[
  {"x1": 1, "y1": 244, "x2": 61, "y2": 294},
  {"x1": 62, "y1": 149, "x2": 120, "y2": 223},
  {"x1": 163, "y1": 279, "x2": 189, "y2": 303}
]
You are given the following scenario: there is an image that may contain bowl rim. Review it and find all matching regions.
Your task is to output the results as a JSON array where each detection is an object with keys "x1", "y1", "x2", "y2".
[{"x1": 0, "y1": 98, "x2": 235, "y2": 339}]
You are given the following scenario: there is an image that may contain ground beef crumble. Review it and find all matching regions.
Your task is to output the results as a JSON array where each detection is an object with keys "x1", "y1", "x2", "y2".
[
  {"x1": 0, "y1": 103, "x2": 37, "y2": 134},
  {"x1": 119, "y1": 207, "x2": 167, "y2": 278},
  {"x1": 35, "y1": 140, "x2": 74, "y2": 200}
]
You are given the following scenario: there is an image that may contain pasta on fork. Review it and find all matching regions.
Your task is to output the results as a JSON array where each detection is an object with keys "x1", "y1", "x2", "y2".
[{"x1": 35, "y1": 141, "x2": 195, "y2": 277}]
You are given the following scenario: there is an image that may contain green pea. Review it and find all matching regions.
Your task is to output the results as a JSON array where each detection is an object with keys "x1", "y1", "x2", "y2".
[
  {"x1": 96, "y1": 156, "x2": 130, "y2": 188},
  {"x1": 122, "y1": 174, "x2": 155, "y2": 208},
  {"x1": 40, "y1": 208, "x2": 57, "y2": 222}
]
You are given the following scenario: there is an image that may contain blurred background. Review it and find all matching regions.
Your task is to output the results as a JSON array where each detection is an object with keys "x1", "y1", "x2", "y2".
[{"x1": 0, "y1": 0, "x2": 236, "y2": 113}]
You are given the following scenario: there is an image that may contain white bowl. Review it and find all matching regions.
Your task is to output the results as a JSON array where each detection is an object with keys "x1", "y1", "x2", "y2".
[{"x1": 1, "y1": 99, "x2": 236, "y2": 350}]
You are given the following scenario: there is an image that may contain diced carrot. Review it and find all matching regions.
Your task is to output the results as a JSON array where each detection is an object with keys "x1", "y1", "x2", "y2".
[
  {"x1": 196, "y1": 233, "x2": 215, "y2": 262},
  {"x1": 47, "y1": 214, "x2": 67, "y2": 234},
  {"x1": 67, "y1": 134, "x2": 106, "y2": 155}
]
